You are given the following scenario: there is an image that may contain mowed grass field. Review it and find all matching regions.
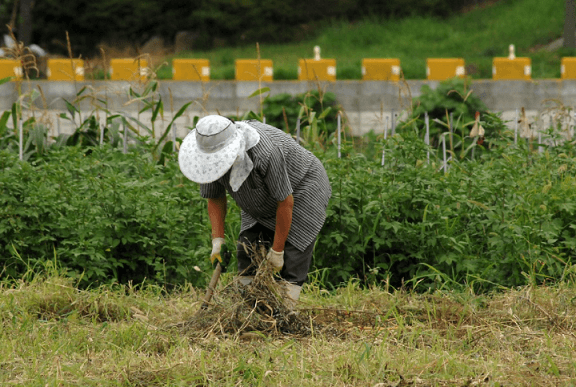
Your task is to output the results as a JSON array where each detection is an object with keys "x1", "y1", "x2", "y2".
[
  {"x1": 1, "y1": 267, "x2": 575, "y2": 386},
  {"x1": 156, "y1": 0, "x2": 568, "y2": 81}
]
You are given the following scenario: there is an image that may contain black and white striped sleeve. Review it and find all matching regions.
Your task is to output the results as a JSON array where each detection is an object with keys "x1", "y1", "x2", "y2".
[{"x1": 200, "y1": 181, "x2": 226, "y2": 199}]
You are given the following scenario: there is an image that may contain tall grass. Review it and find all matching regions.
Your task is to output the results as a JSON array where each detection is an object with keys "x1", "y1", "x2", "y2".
[{"x1": 170, "y1": 0, "x2": 566, "y2": 80}]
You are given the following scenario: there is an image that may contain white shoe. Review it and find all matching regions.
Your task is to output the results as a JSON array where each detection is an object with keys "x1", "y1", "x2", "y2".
[{"x1": 283, "y1": 283, "x2": 302, "y2": 311}]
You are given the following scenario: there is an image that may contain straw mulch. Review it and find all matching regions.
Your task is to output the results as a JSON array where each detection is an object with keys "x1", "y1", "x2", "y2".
[{"x1": 179, "y1": 244, "x2": 324, "y2": 339}]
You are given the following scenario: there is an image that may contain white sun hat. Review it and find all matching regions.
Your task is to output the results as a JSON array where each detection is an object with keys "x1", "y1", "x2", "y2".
[{"x1": 178, "y1": 115, "x2": 260, "y2": 186}]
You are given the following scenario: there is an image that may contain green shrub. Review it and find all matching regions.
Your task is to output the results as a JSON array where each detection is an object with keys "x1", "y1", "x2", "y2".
[
  {"x1": 0, "y1": 146, "x2": 213, "y2": 288},
  {"x1": 314, "y1": 128, "x2": 576, "y2": 291},
  {"x1": 273, "y1": 67, "x2": 298, "y2": 80},
  {"x1": 336, "y1": 65, "x2": 362, "y2": 80}
]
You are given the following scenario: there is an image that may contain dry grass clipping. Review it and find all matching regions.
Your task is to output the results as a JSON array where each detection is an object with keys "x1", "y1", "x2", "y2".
[{"x1": 179, "y1": 243, "x2": 323, "y2": 339}]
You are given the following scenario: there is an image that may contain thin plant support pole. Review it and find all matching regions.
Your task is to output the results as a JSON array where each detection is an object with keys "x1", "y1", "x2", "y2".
[
  {"x1": 391, "y1": 110, "x2": 396, "y2": 136},
  {"x1": 381, "y1": 117, "x2": 388, "y2": 167},
  {"x1": 514, "y1": 108, "x2": 519, "y2": 144},
  {"x1": 172, "y1": 124, "x2": 177, "y2": 153},
  {"x1": 123, "y1": 120, "x2": 127, "y2": 154},
  {"x1": 18, "y1": 119, "x2": 23, "y2": 161},
  {"x1": 99, "y1": 119, "x2": 104, "y2": 146},
  {"x1": 386, "y1": 116, "x2": 389, "y2": 138},
  {"x1": 296, "y1": 118, "x2": 301, "y2": 145},
  {"x1": 425, "y1": 112, "x2": 430, "y2": 164},
  {"x1": 538, "y1": 130, "x2": 543, "y2": 154},
  {"x1": 442, "y1": 133, "x2": 447, "y2": 174},
  {"x1": 337, "y1": 112, "x2": 341, "y2": 159},
  {"x1": 471, "y1": 138, "x2": 477, "y2": 160},
  {"x1": 384, "y1": 118, "x2": 388, "y2": 140},
  {"x1": 547, "y1": 113, "x2": 554, "y2": 148}
]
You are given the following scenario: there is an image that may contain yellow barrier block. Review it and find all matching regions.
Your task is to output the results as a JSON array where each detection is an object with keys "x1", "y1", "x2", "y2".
[
  {"x1": 235, "y1": 59, "x2": 273, "y2": 81},
  {"x1": 109, "y1": 58, "x2": 149, "y2": 81},
  {"x1": 0, "y1": 59, "x2": 23, "y2": 80},
  {"x1": 298, "y1": 59, "x2": 336, "y2": 81},
  {"x1": 426, "y1": 58, "x2": 465, "y2": 81},
  {"x1": 362, "y1": 58, "x2": 401, "y2": 81},
  {"x1": 561, "y1": 57, "x2": 576, "y2": 79},
  {"x1": 492, "y1": 57, "x2": 531, "y2": 80},
  {"x1": 172, "y1": 59, "x2": 210, "y2": 81},
  {"x1": 47, "y1": 59, "x2": 84, "y2": 81}
]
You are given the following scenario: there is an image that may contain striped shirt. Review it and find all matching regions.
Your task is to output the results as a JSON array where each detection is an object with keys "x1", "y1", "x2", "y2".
[{"x1": 200, "y1": 120, "x2": 332, "y2": 251}]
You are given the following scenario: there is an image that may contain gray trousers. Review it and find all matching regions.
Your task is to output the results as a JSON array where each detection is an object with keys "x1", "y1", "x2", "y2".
[{"x1": 236, "y1": 223, "x2": 315, "y2": 286}]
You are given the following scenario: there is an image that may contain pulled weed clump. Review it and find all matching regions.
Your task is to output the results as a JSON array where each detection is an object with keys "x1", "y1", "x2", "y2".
[{"x1": 180, "y1": 244, "x2": 317, "y2": 339}]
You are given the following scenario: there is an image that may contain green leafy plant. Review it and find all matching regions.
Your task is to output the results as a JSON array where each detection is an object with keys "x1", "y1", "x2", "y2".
[
  {"x1": 261, "y1": 89, "x2": 340, "y2": 141},
  {"x1": 313, "y1": 121, "x2": 576, "y2": 291},
  {"x1": 0, "y1": 146, "x2": 211, "y2": 288},
  {"x1": 399, "y1": 77, "x2": 507, "y2": 161}
]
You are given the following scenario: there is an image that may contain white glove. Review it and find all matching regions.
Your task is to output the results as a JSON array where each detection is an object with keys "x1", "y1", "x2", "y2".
[
  {"x1": 210, "y1": 237, "x2": 225, "y2": 264},
  {"x1": 266, "y1": 248, "x2": 284, "y2": 273}
]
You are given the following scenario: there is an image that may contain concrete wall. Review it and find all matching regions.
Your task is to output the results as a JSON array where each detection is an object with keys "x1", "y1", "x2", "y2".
[{"x1": 2, "y1": 79, "x2": 576, "y2": 135}]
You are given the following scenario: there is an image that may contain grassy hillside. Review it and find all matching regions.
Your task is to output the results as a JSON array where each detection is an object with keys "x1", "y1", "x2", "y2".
[{"x1": 160, "y1": 0, "x2": 567, "y2": 80}]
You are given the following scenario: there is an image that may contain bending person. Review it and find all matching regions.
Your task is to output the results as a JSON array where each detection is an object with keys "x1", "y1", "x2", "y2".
[{"x1": 178, "y1": 115, "x2": 331, "y2": 308}]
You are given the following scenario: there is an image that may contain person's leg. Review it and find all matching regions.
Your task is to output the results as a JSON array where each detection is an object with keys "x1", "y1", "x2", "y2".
[
  {"x1": 278, "y1": 237, "x2": 316, "y2": 309},
  {"x1": 280, "y1": 238, "x2": 315, "y2": 286}
]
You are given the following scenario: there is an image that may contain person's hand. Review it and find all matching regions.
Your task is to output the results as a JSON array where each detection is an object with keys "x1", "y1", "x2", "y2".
[
  {"x1": 210, "y1": 237, "x2": 225, "y2": 266},
  {"x1": 266, "y1": 248, "x2": 284, "y2": 273}
]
